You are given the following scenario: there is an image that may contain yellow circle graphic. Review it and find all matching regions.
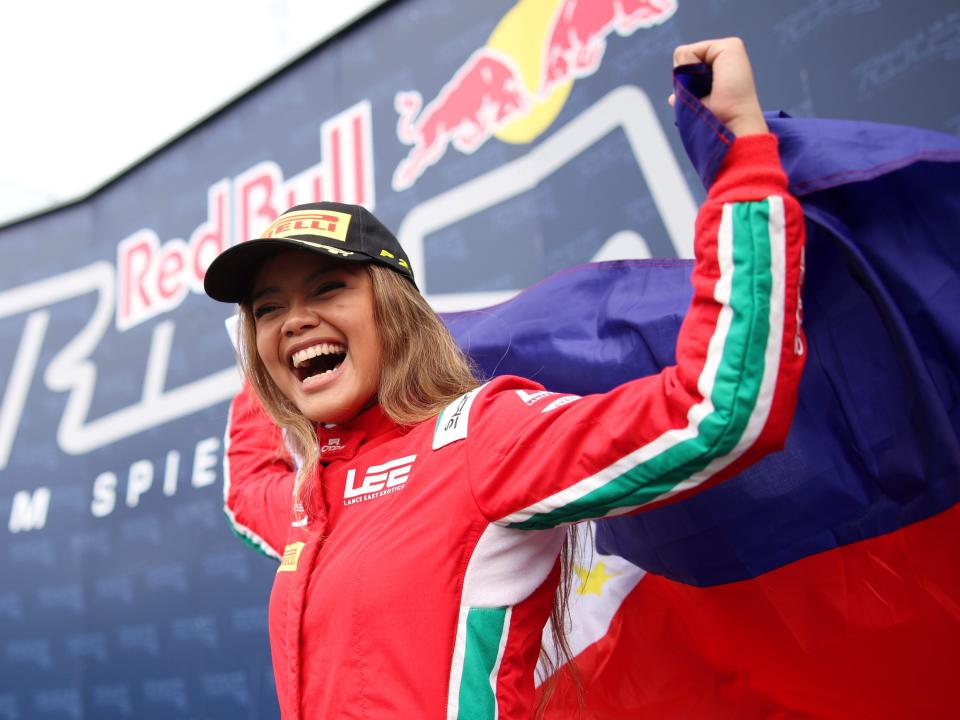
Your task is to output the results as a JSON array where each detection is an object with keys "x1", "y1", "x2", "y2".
[{"x1": 487, "y1": 0, "x2": 573, "y2": 145}]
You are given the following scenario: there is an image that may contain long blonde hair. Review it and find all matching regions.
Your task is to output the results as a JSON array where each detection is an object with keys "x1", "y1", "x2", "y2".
[{"x1": 237, "y1": 261, "x2": 581, "y2": 715}]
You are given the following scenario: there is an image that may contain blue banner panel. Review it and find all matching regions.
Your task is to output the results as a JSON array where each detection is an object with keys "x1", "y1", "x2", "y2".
[{"x1": 1, "y1": 1, "x2": 958, "y2": 717}]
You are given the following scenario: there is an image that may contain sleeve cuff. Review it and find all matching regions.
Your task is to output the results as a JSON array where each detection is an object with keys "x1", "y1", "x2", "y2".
[{"x1": 709, "y1": 134, "x2": 789, "y2": 202}]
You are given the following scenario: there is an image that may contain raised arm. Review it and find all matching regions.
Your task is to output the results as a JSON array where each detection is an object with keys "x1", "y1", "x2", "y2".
[
  {"x1": 458, "y1": 39, "x2": 806, "y2": 528},
  {"x1": 222, "y1": 382, "x2": 297, "y2": 559}
]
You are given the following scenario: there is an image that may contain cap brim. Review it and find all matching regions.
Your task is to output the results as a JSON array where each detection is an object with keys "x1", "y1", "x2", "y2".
[{"x1": 203, "y1": 238, "x2": 373, "y2": 303}]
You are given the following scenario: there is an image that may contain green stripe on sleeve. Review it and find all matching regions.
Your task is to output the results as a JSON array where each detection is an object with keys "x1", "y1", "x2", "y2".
[
  {"x1": 224, "y1": 513, "x2": 282, "y2": 561},
  {"x1": 507, "y1": 198, "x2": 776, "y2": 529},
  {"x1": 457, "y1": 607, "x2": 509, "y2": 719}
]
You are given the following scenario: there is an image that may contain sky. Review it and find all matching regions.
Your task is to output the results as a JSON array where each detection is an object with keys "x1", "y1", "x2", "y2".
[{"x1": 0, "y1": 0, "x2": 381, "y2": 226}]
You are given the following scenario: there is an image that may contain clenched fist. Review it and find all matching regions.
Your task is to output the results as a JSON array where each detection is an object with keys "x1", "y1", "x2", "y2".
[{"x1": 669, "y1": 37, "x2": 768, "y2": 138}]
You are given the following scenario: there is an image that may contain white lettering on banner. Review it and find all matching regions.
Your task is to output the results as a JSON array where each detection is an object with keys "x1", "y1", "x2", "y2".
[
  {"x1": 235, "y1": 161, "x2": 285, "y2": 245},
  {"x1": 0, "y1": 101, "x2": 375, "y2": 471},
  {"x1": 116, "y1": 182, "x2": 230, "y2": 332},
  {"x1": 87, "y1": 436, "x2": 222, "y2": 521},
  {"x1": 191, "y1": 437, "x2": 220, "y2": 488},
  {"x1": 8, "y1": 487, "x2": 51, "y2": 533},
  {"x1": 0, "y1": 311, "x2": 48, "y2": 469},
  {"x1": 0, "y1": 262, "x2": 241, "y2": 468},
  {"x1": 126, "y1": 460, "x2": 154, "y2": 508},
  {"x1": 116, "y1": 100, "x2": 375, "y2": 331},
  {"x1": 162, "y1": 450, "x2": 181, "y2": 497},
  {"x1": 0, "y1": 263, "x2": 115, "y2": 468},
  {"x1": 91, "y1": 473, "x2": 117, "y2": 518}
]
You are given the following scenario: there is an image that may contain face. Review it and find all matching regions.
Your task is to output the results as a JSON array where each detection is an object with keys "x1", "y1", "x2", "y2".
[{"x1": 250, "y1": 250, "x2": 381, "y2": 425}]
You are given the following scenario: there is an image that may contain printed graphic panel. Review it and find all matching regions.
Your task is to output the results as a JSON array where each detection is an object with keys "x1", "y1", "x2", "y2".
[{"x1": 1, "y1": 1, "x2": 957, "y2": 717}]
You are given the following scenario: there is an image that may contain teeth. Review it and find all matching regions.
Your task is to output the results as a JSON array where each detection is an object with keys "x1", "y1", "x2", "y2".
[{"x1": 292, "y1": 342, "x2": 346, "y2": 368}]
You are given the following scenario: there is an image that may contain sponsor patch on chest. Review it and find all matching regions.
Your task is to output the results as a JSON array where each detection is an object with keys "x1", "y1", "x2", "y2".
[
  {"x1": 343, "y1": 455, "x2": 417, "y2": 505},
  {"x1": 277, "y1": 542, "x2": 305, "y2": 572}
]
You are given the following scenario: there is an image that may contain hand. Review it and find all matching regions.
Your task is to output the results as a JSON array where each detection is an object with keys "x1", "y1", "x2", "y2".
[{"x1": 669, "y1": 37, "x2": 768, "y2": 137}]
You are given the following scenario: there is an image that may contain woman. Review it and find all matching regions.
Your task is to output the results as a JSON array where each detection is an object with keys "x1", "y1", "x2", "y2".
[{"x1": 204, "y1": 38, "x2": 806, "y2": 720}]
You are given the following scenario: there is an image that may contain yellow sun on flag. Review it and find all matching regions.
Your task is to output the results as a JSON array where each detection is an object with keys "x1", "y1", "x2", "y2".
[{"x1": 574, "y1": 562, "x2": 622, "y2": 596}]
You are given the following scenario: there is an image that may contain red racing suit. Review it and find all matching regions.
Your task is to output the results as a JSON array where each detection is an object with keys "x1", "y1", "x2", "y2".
[{"x1": 223, "y1": 134, "x2": 806, "y2": 719}]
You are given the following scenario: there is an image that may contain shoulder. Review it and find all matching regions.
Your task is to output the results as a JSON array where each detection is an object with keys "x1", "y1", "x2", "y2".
[{"x1": 432, "y1": 375, "x2": 567, "y2": 450}]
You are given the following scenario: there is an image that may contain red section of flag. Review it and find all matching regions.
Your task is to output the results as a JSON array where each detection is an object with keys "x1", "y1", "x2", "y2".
[{"x1": 541, "y1": 503, "x2": 960, "y2": 719}]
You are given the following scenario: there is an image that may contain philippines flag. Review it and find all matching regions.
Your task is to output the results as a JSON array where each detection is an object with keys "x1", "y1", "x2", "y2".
[{"x1": 443, "y1": 66, "x2": 960, "y2": 718}]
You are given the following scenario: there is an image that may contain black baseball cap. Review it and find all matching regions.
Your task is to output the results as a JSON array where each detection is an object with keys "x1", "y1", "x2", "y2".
[{"x1": 203, "y1": 201, "x2": 416, "y2": 302}]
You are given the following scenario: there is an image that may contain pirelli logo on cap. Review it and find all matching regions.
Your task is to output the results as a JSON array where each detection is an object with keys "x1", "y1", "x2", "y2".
[
  {"x1": 261, "y1": 210, "x2": 352, "y2": 242},
  {"x1": 277, "y1": 541, "x2": 306, "y2": 572}
]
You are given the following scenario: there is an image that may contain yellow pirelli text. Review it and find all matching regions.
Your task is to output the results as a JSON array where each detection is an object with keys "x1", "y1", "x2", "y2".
[
  {"x1": 261, "y1": 210, "x2": 352, "y2": 242},
  {"x1": 277, "y1": 542, "x2": 306, "y2": 572}
]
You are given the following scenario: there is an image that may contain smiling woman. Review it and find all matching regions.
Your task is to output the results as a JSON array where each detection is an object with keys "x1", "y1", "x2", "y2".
[
  {"x1": 226, "y1": 232, "x2": 480, "y2": 505},
  {"x1": 205, "y1": 199, "x2": 479, "y2": 481},
  {"x1": 203, "y1": 38, "x2": 807, "y2": 720},
  {"x1": 249, "y1": 253, "x2": 382, "y2": 424}
]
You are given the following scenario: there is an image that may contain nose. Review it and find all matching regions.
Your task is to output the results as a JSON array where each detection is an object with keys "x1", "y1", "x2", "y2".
[{"x1": 281, "y1": 299, "x2": 319, "y2": 337}]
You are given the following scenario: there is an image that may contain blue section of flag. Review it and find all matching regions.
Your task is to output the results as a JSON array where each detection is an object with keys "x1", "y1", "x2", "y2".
[
  {"x1": 443, "y1": 68, "x2": 960, "y2": 587},
  {"x1": 444, "y1": 260, "x2": 692, "y2": 395}
]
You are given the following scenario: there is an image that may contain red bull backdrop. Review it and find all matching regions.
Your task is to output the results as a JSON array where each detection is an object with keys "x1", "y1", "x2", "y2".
[{"x1": 1, "y1": 1, "x2": 958, "y2": 718}]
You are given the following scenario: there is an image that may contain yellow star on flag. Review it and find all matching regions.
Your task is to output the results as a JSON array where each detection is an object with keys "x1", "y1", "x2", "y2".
[{"x1": 573, "y1": 562, "x2": 621, "y2": 596}]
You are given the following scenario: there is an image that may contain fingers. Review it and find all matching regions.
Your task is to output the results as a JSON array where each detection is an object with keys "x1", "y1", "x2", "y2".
[
  {"x1": 669, "y1": 37, "x2": 766, "y2": 136},
  {"x1": 672, "y1": 41, "x2": 707, "y2": 68},
  {"x1": 672, "y1": 37, "x2": 745, "y2": 68}
]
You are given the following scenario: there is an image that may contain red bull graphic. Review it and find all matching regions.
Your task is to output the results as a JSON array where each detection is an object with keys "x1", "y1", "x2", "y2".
[
  {"x1": 117, "y1": 101, "x2": 374, "y2": 330},
  {"x1": 392, "y1": 49, "x2": 529, "y2": 191},
  {"x1": 542, "y1": 0, "x2": 678, "y2": 91},
  {"x1": 392, "y1": 0, "x2": 678, "y2": 191}
]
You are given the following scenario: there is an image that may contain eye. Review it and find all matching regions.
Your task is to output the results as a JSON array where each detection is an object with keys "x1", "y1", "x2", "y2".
[
  {"x1": 252, "y1": 303, "x2": 279, "y2": 320},
  {"x1": 313, "y1": 281, "x2": 345, "y2": 296}
]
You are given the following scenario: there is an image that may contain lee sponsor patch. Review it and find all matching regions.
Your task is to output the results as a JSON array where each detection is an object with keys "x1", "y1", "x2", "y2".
[
  {"x1": 260, "y1": 209, "x2": 352, "y2": 242},
  {"x1": 343, "y1": 455, "x2": 416, "y2": 505},
  {"x1": 277, "y1": 542, "x2": 306, "y2": 572}
]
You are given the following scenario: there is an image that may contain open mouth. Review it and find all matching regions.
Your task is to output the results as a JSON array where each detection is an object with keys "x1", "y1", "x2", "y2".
[{"x1": 290, "y1": 342, "x2": 347, "y2": 382}]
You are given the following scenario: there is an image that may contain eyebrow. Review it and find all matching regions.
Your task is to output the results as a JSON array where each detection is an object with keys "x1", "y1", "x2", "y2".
[
  {"x1": 249, "y1": 267, "x2": 344, "y2": 304},
  {"x1": 250, "y1": 286, "x2": 279, "y2": 304}
]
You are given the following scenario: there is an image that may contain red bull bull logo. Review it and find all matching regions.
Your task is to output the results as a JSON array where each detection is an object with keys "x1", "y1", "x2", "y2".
[
  {"x1": 392, "y1": 0, "x2": 677, "y2": 191},
  {"x1": 543, "y1": 0, "x2": 678, "y2": 92},
  {"x1": 393, "y1": 49, "x2": 529, "y2": 191}
]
